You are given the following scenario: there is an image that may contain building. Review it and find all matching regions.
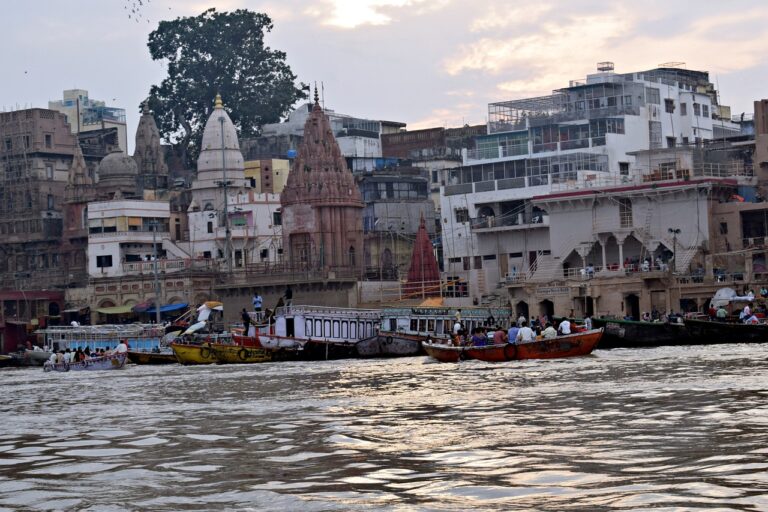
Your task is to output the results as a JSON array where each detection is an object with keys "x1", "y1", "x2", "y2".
[
  {"x1": 440, "y1": 62, "x2": 750, "y2": 308},
  {"x1": 281, "y1": 92, "x2": 364, "y2": 273},
  {"x1": 49, "y1": 89, "x2": 128, "y2": 153},
  {"x1": 244, "y1": 158, "x2": 290, "y2": 193}
]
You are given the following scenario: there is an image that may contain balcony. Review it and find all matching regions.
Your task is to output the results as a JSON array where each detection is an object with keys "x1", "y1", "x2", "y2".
[
  {"x1": 89, "y1": 230, "x2": 170, "y2": 242},
  {"x1": 121, "y1": 258, "x2": 190, "y2": 275},
  {"x1": 471, "y1": 213, "x2": 549, "y2": 233}
]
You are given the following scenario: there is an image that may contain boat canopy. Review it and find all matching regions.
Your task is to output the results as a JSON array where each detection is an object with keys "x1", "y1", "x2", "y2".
[
  {"x1": 145, "y1": 303, "x2": 188, "y2": 314},
  {"x1": 710, "y1": 287, "x2": 755, "y2": 308}
]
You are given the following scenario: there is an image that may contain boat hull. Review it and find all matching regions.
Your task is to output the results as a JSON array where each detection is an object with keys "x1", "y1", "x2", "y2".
[
  {"x1": 300, "y1": 339, "x2": 360, "y2": 360},
  {"x1": 590, "y1": 318, "x2": 688, "y2": 348},
  {"x1": 211, "y1": 344, "x2": 272, "y2": 364},
  {"x1": 170, "y1": 343, "x2": 218, "y2": 365},
  {"x1": 683, "y1": 318, "x2": 768, "y2": 343},
  {"x1": 43, "y1": 353, "x2": 127, "y2": 372},
  {"x1": 356, "y1": 334, "x2": 423, "y2": 358},
  {"x1": 127, "y1": 351, "x2": 178, "y2": 365},
  {"x1": 423, "y1": 343, "x2": 463, "y2": 363},
  {"x1": 425, "y1": 329, "x2": 603, "y2": 363}
]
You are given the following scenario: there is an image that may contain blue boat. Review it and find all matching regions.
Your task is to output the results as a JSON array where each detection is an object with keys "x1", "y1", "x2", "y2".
[{"x1": 43, "y1": 353, "x2": 127, "y2": 372}]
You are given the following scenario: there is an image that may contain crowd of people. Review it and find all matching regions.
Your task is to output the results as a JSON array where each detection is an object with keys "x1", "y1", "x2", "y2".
[
  {"x1": 47, "y1": 339, "x2": 128, "y2": 365},
  {"x1": 444, "y1": 313, "x2": 590, "y2": 347}
]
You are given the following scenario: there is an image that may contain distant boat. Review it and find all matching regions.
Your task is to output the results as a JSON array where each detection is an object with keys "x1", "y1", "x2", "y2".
[
  {"x1": 424, "y1": 329, "x2": 603, "y2": 363},
  {"x1": 683, "y1": 318, "x2": 768, "y2": 343},
  {"x1": 127, "y1": 350, "x2": 178, "y2": 365},
  {"x1": 589, "y1": 317, "x2": 689, "y2": 348},
  {"x1": 43, "y1": 353, "x2": 127, "y2": 372}
]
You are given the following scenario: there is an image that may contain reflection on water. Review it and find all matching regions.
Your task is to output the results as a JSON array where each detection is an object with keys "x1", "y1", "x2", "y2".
[{"x1": 1, "y1": 345, "x2": 768, "y2": 511}]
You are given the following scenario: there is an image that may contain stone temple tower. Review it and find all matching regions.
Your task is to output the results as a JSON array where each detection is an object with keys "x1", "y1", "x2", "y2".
[
  {"x1": 281, "y1": 90, "x2": 364, "y2": 272},
  {"x1": 133, "y1": 102, "x2": 169, "y2": 194}
]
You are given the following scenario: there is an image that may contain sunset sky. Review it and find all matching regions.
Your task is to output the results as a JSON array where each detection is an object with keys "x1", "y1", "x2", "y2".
[{"x1": 3, "y1": 0, "x2": 767, "y2": 151}]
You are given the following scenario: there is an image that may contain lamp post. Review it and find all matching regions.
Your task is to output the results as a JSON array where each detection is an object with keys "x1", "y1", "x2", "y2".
[{"x1": 668, "y1": 228, "x2": 681, "y2": 272}]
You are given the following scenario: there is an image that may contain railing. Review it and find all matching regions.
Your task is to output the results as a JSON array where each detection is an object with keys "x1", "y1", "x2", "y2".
[
  {"x1": 121, "y1": 258, "x2": 190, "y2": 274},
  {"x1": 470, "y1": 214, "x2": 549, "y2": 231}
]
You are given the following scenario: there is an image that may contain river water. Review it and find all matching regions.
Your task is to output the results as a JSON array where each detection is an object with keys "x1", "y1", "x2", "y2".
[{"x1": 1, "y1": 345, "x2": 768, "y2": 511}]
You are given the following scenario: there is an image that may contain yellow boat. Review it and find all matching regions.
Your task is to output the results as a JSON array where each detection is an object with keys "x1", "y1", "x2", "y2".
[
  {"x1": 212, "y1": 344, "x2": 272, "y2": 364},
  {"x1": 170, "y1": 342, "x2": 218, "y2": 365}
]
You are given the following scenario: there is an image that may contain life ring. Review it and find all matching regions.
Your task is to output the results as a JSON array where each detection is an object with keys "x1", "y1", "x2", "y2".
[
  {"x1": 238, "y1": 348, "x2": 249, "y2": 361},
  {"x1": 200, "y1": 345, "x2": 211, "y2": 359},
  {"x1": 503, "y1": 344, "x2": 517, "y2": 361}
]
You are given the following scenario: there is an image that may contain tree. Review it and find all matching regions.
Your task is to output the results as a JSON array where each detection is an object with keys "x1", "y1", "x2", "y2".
[{"x1": 146, "y1": 8, "x2": 306, "y2": 166}]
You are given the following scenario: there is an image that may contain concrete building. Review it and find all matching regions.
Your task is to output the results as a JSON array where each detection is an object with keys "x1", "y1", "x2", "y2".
[
  {"x1": 49, "y1": 89, "x2": 128, "y2": 153},
  {"x1": 440, "y1": 63, "x2": 744, "y2": 304},
  {"x1": 244, "y1": 158, "x2": 290, "y2": 193},
  {"x1": 281, "y1": 92, "x2": 364, "y2": 273}
]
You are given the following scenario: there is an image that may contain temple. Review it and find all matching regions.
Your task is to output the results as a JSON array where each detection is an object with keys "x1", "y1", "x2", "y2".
[
  {"x1": 404, "y1": 214, "x2": 441, "y2": 297},
  {"x1": 281, "y1": 88, "x2": 364, "y2": 272}
]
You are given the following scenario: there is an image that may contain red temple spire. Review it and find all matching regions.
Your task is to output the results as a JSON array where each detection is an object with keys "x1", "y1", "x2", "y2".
[{"x1": 404, "y1": 213, "x2": 440, "y2": 297}]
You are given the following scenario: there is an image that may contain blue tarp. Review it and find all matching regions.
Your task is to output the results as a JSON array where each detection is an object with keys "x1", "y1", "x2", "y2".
[{"x1": 145, "y1": 303, "x2": 188, "y2": 315}]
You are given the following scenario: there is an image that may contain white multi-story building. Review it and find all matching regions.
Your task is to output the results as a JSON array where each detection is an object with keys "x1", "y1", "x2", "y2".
[
  {"x1": 441, "y1": 63, "x2": 743, "y2": 302},
  {"x1": 87, "y1": 200, "x2": 172, "y2": 278}
]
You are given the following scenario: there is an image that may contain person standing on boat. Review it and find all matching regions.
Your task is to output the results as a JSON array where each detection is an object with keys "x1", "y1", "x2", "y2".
[
  {"x1": 252, "y1": 293, "x2": 263, "y2": 312},
  {"x1": 284, "y1": 286, "x2": 293, "y2": 306},
  {"x1": 584, "y1": 315, "x2": 593, "y2": 330},
  {"x1": 115, "y1": 340, "x2": 128, "y2": 354},
  {"x1": 516, "y1": 321, "x2": 535, "y2": 343},
  {"x1": 241, "y1": 308, "x2": 251, "y2": 335},
  {"x1": 558, "y1": 319, "x2": 571, "y2": 335}
]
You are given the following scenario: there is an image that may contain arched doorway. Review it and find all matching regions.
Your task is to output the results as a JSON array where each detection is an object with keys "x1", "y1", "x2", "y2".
[
  {"x1": 624, "y1": 293, "x2": 640, "y2": 321},
  {"x1": 515, "y1": 301, "x2": 529, "y2": 320},
  {"x1": 538, "y1": 299, "x2": 554, "y2": 320}
]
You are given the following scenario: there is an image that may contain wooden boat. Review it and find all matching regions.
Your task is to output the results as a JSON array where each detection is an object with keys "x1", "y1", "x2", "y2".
[
  {"x1": 210, "y1": 344, "x2": 272, "y2": 364},
  {"x1": 423, "y1": 342, "x2": 464, "y2": 363},
  {"x1": 0, "y1": 354, "x2": 14, "y2": 368},
  {"x1": 5, "y1": 349, "x2": 52, "y2": 367},
  {"x1": 43, "y1": 352, "x2": 127, "y2": 372},
  {"x1": 356, "y1": 334, "x2": 423, "y2": 358},
  {"x1": 424, "y1": 329, "x2": 603, "y2": 363},
  {"x1": 589, "y1": 317, "x2": 688, "y2": 348},
  {"x1": 683, "y1": 317, "x2": 768, "y2": 343},
  {"x1": 170, "y1": 342, "x2": 218, "y2": 365},
  {"x1": 126, "y1": 350, "x2": 178, "y2": 365}
]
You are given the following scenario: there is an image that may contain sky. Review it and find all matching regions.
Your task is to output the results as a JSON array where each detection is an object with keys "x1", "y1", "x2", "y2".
[{"x1": 3, "y1": 0, "x2": 768, "y2": 153}]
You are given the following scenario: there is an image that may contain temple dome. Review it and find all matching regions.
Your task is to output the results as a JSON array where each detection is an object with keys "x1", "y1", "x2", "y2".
[
  {"x1": 98, "y1": 150, "x2": 138, "y2": 179},
  {"x1": 197, "y1": 94, "x2": 244, "y2": 173}
]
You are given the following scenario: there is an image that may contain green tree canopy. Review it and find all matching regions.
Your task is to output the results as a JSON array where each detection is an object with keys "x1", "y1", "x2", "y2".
[{"x1": 146, "y1": 8, "x2": 306, "y2": 165}]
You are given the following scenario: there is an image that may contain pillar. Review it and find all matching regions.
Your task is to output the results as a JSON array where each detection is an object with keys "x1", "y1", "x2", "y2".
[{"x1": 618, "y1": 242, "x2": 624, "y2": 270}]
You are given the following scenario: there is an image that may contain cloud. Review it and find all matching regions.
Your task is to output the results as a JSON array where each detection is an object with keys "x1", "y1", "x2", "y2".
[
  {"x1": 469, "y1": 4, "x2": 552, "y2": 32},
  {"x1": 407, "y1": 102, "x2": 485, "y2": 130},
  {"x1": 305, "y1": 0, "x2": 447, "y2": 29}
]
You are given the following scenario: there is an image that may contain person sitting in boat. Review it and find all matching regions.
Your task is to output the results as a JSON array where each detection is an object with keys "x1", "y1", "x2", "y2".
[
  {"x1": 746, "y1": 314, "x2": 760, "y2": 324},
  {"x1": 542, "y1": 323, "x2": 558, "y2": 339},
  {"x1": 115, "y1": 340, "x2": 128, "y2": 354},
  {"x1": 558, "y1": 319, "x2": 572, "y2": 335},
  {"x1": 641, "y1": 311, "x2": 651, "y2": 322},
  {"x1": 492, "y1": 326, "x2": 508, "y2": 345},
  {"x1": 48, "y1": 351, "x2": 57, "y2": 365},
  {"x1": 761, "y1": 287, "x2": 768, "y2": 298},
  {"x1": 470, "y1": 328, "x2": 487, "y2": 347},
  {"x1": 743, "y1": 303, "x2": 753, "y2": 322},
  {"x1": 584, "y1": 315, "x2": 593, "y2": 330},
  {"x1": 507, "y1": 323, "x2": 519, "y2": 345},
  {"x1": 516, "y1": 321, "x2": 535, "y2": 343}
]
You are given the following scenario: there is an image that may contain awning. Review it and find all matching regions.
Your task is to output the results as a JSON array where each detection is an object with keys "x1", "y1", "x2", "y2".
[
  {"x1": 145, "y1": 303, "x2": 189, "y2": 315},
  {"x1": 132, "y1": 300, "x2": 154, "y2": 313},
  {"x1": 96, "y1": 305, "x2": 135, "y2": 315}
]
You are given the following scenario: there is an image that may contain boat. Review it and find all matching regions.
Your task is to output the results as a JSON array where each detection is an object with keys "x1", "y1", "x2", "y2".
[
  {"x1": 169, "y1": 341, "x2": 219, "y2": 365},
  {"x1": 589, "y1": 317, "x2": 689, "y2": 348},
  {"x1": 683, "y1": 317, "x2": 768, "y2": 343},
  {"x1": 126, "y1": 350, "x2": 178, "y2": 365},
  {"x1": 36, "y1": 324, "x2": 165, "y2": 354},
  {"x1": 251, "y1": 305, "x2": 383, "y2": 360},
  {"x1": 424, "y1": 329, "x2": 603, "y2": 363},
  {"x1": 5, "y1": 348, "x2": 53, "y2": 367},
  {"x1": 43, "y1": 352, "x2": 127, "y2": 372},
  {"x1": 356, "y1": 334, "x2": 423, "y2": 358},
  {"x1": 377, "y1": 306, "x2": 513, "y2": 355},
  {"x1": 209, "y1": 344, "x2": 272, "y2": 364}
]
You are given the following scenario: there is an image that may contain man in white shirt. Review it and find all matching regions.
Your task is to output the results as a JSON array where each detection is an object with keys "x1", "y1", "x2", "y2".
[
  {"x1": 743, "y1": 304, "x2": 752, "y2": 321},
  {"x1": 516, "y1": 321, "x2": 535, "y2": 343},
  {"x1": 558, "y1": 319, "x2": 572, "y2": 335},
  {"x1": 517, "y1": 314, "x2": 526, "y2": 327},
  {"x1": 584, "y1": 316, "x2": 593, "y2": 330},
  {"x1": 453, "y1": 321, "x2": 462, "y2": 335},
  {"x1": 542, "y1": 323, "x2": 557, "y2": 338},
  {"x1": 115, "y1": 340, "x2": 128, "y2": 354}
]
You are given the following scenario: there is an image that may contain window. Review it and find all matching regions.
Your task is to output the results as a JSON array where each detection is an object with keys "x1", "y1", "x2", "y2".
[
  {"x1": 306, "y1": 320, "x2": 313, "y2": 337},
  {"x1": 664, "y1": 98, "x2": 675, "y2": 113},
  {"x1": 448, "y1": 257, "x2": 462, "y2": 263},
  {"x1": 682, "y1": 136, "x2": 689, "y2": 145},
  {"x1": 463, "y1": 257, "x2": 470, "y2": 270},
  {"x1": 619, "y1": 162, "x2": 630, "y2": 176},
  {"x1": 649, "y1": 121, "x2": 662, "y2": 149},
  {"x1": 645, "y1": 87, "x2": 660, "y2": 104},
  {"x1": 473, "y1": 255, "x2": 482, "y2": 269},
  {"x1": 203, "y1": 251, "x2": 211, "y2": 259},
  {"x1": 455, "y1": 208, "x2": 469, "y2": 223},
  {"x1": 23, "y1": 135, "x2": 30, "y2": 149},
  {"x1": 666, "y1": 136, "x2": 676, "y2": 149},
  {"x1": 431, "y1": 170, "x2": 438, "y2": 183},
  {"x1": 4, "y1": 138, "x2": 11, "y2": 151},
  {"x1": 207, "y1": 221, "x2": 213, "y2": 233},
  {"x1": 47, "y1": 194, "x2": 54, "y2": 210},
  {"x1": 680, "y1": 103, "x2": 687, "y2": 116},
  {"x1": 96, "y1": 255, "x2": 113, "y2": 268},
  {"x1": 618, "y1": 198, "x2": 633, "y2": 228},
  {"x1": 272, "y1": 211, "x2": 282, "y2": 226},
  {"x1": 702, "y1": 105, "x2": 710, "y2": 118},
  {"x1": 693, "y1": 103, "x2": 701, "y2": 116},
  {"x1": 44, "y1": 134, "x2": 52, "y2": 149},
  {"x1": 719, "y1": 222, "x2": 728, "y2": 235},
  {"x1": 509, "y1": 252, "x2": 523, "y2": 258},
  {"x1": 482, "y1": 254, "x2": 496, "y2": 260},
  {"x1": 260, "y1": 248, "x2": 268, "y2": 260}
]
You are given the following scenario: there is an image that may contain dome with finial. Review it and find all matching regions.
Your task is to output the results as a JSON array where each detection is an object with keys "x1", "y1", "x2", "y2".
[
  {"x1": 97, "y1": 148, "x2": 139, "y2": 198},
  {"x1": 197, "y1": 93, "x2": 244, "y2": 173}
]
